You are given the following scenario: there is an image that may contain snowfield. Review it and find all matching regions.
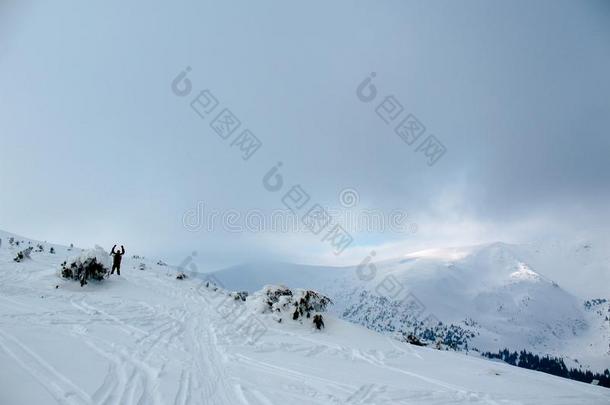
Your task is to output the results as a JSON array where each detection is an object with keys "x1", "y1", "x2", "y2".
[{"x1": 0, "y1": 231, "x2": 609, "y2": 404}]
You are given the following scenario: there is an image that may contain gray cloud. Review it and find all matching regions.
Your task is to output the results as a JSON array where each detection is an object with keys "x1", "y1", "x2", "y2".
[{"x1": 0, "y1": 0, "x2": 609, "y2": 274}]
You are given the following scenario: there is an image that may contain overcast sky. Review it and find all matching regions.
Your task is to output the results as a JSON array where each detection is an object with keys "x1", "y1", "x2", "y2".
[{"x1": 1, "y1": 1, "x2": 609, "y2": 288}]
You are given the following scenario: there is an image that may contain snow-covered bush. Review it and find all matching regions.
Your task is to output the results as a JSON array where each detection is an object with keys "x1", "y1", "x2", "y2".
[
  {"x1": 138, "y1": 263, "x2": 146, "y2": 271},
  {"x1": 35, "y1": 244, "x2": 44, "y2": 253},
  {"x1": 203, "y1": 280, "x2": 222, "y2": 291},
  {"x1": 404, "y1": 333, "x2": 427, "y2": 347},
  {"x1": 13, "y1": 247, "x2": 33, "y2": 262},
  {"x1": 49, "y1": 247, "x2": 56, "y2": 254},
  {"x1": 157, "y1": 260, "x2": 168, "y2": 266},
  {"x1": 230, "y1": 291, "x2": 249, "y2": 302},
  {"x1": 248, "y1": 285, "x2": 332, "y2": 330},
  {"x1": 176, "y1": 272, "x2": 187, "y2": 280},
  {"x1": 60, "y1": 246, "x2": 111, "y2": 287}
]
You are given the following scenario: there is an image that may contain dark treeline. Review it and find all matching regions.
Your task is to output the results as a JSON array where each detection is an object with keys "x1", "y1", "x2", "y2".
[{"x1": 483, "y1": 349, "x2": 610, "y2": 388}]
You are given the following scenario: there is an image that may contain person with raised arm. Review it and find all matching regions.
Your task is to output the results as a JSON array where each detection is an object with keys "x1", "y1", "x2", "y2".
[{"x1": 110, "y1": 244, "x2": 125, "y2": 276}]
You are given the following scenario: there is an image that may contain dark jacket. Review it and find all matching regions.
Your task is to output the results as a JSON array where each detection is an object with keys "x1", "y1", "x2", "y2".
[{"x1": 111, "y1": 245, "x2": 125, "y2": 267}]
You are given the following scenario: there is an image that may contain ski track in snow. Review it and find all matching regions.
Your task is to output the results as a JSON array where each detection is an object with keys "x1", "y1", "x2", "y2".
[
  {"x1": 0, "y1": 328, "x2": 93, "y2": 405},
  {"x1": 0, "y1": 239, "x2": 609, "y2": 405}
]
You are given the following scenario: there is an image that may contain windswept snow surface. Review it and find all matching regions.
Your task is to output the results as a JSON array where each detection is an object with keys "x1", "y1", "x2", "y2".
[{"x1": 0, "y1": 231, "x2": 609, "y2": 404}]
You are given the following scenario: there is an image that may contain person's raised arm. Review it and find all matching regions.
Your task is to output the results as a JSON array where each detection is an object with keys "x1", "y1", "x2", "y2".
[
  {"x1": 111, "y1": 245, "x2": 116, "y2": 255},
  {"x1": 121, "y1": 245, "x2": 125, "y2": 255}
]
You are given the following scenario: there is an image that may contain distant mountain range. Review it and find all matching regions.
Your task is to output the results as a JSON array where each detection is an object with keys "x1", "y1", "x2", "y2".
[{"x1": 209, "y1": 242, "x2": 610, "y2": 372}]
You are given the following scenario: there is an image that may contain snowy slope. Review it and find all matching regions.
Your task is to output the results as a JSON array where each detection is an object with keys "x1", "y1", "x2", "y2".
[
  {"x1": 510, "y1": 240, "x2": 610, "y2": 298},
  {"x1": 211, "y1": 242, "x2": 610, "y2": 373},
  {"x1": 1, "y1": 230, "x2": 609, "y2": 404}
]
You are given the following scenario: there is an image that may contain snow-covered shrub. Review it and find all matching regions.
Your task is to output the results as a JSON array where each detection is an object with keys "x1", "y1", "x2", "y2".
[
  {"x1": 13, "y1": 247, "x2": 33, "y2": 262},
  {"x1": 157, "y1": 260, "x2": 167, "y2": 266},
  {"x1": 138, "y1": 263, "x2": 146, "y2": 271},
  {"x1": 292, "y1": 289, "x2": 332, "y2": 320},
  {"x1": 176, "y1": 272, "x2": 187, "y2": 280},
  {"x1": 8, "y1": 237, "x2": 15, "y2": 246},
  {"x1": 230, "y1": 291, "x2": 249, "y2": 302},
  {"x1": 203, "y1": 280, "x2": 222, "y2": 291},
  {"x1": 60, "y1": 246, "x2": 111, "y2": 287},
  {"x1": 49, "y1": 247, "x2": 56, "y2": 254},
  {"x1": 35, "y1": 244, "x2": 44, "y2": 253},
  {"x1": 404, "y1": 333, "x2": 427, "y2": 347},
  {"x1": 248, "y1": 285, "x2": 332, "y2": 329}
]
